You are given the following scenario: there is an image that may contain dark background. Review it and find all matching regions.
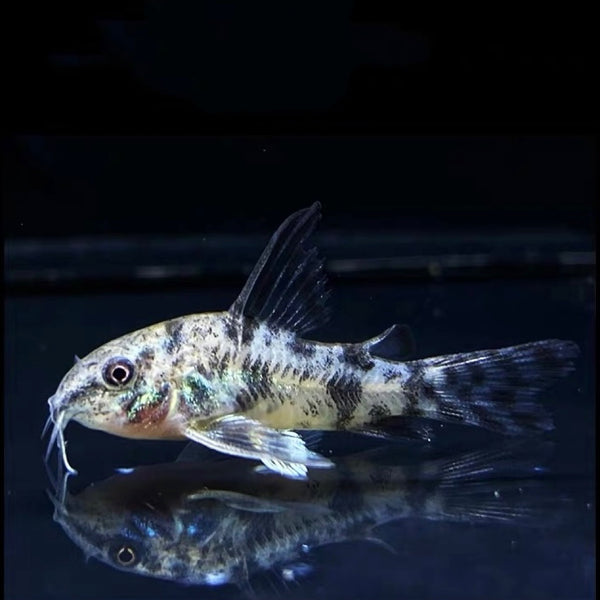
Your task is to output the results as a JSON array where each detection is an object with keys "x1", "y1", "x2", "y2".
[
  {"x1": 3, "y1": 1, "x2": 597, "y2": 240},
  {"x1": 3, "y1": 2, "x2": 596, "y2": 600}
]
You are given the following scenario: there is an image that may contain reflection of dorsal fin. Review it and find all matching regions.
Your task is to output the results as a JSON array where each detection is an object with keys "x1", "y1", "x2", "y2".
[
  {"x1": 363, "y1": 324, "x2": 415, "y2": 360},
  {"x1": 229, "y1": 202, "x2": 330, "y2": 335}
]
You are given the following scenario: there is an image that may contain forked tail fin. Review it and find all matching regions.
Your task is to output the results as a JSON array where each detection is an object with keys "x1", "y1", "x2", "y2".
[
  {"x1": 416, "y1": 440, "x2": 568, "y2": 526},
  {"x1": 405, "y1": 339, "x2": 579, "y2": 435}
]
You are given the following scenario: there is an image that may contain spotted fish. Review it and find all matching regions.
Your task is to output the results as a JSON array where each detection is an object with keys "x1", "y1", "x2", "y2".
[
  {"x1": 43, "y1": 203, "x2": 579, "y2": 478},
  {"x1": 49, "y1": 441, "x2": 561, "y2": 590}
]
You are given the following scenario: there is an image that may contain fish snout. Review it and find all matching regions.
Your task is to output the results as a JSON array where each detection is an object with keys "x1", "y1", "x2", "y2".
[
  {"x1": 48, "y1": 387, "x2": 87, "y2": 424},
  {"x1": 46, "y1": 392, "x2": 73, "y2": 428}
]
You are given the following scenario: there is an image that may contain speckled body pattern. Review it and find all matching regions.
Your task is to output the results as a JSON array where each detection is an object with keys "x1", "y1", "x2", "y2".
[
  {"x1": 160, "y1": 313, "x2": 418, "y2": 431},
  {"x1": 58, "y1": 312, "x2": 417, "y2": 436},
  {"x1": 51, "y1": 444, "x2": 545, "y2": 588},
  {"x1": 51, "y1": 311, "x2": 575, "y2": 441},
  {"x1": 45, "y1": 203, "x2": 578, "y2": 477}
]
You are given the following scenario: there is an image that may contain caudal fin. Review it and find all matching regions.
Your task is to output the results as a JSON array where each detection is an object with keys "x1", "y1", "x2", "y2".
[
  {"x1": 405, "y1": 339, "x2": 579, "y2": 435},
  {"x1": 420, "y1": 440, "x2": 567, "y2": 526}
]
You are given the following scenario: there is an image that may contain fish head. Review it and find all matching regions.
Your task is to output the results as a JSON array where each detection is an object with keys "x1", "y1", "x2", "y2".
[
  {"x1": 45, "y1": 325, "x2": 177, "y2": 473},
  {"x1": 50, "y1": 485, "x2": 182, "y2": 583},
  {"x1": 49, "y1": 469, "x2": 238, "y2": 586}
]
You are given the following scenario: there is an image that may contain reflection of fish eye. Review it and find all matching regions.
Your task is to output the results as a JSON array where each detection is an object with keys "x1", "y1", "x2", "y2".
[{"x1": 115, "y1": 545, "x2": 137, "y2": 567}]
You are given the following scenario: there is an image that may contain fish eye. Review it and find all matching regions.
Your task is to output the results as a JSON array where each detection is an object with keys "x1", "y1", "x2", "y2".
[
  {"x1": 116, "y1": 545, "x2": 137, "y2": 566},
  {"x1": 102, "y1": 357, "x2": 135, "y2": 387}
]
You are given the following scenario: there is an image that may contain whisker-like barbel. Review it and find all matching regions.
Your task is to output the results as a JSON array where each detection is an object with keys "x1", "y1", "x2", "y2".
[
  {"x1": 44, "y1": 417, "x2": 60, "y2": 463},
  {"x1": 44, "y1": 203, "x2": 579, "y2": 478},
  {"x1": 41, "y1": 414, "x2": 53, "y2": 440},
  {"x1": 44, "y1": 407, "x2": 78, "y2": 475}
]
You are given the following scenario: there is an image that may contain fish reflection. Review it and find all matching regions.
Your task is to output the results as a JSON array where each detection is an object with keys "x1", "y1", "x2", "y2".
[{"x1": 48, "y1": 441, "x2": 560, "y2": 590}]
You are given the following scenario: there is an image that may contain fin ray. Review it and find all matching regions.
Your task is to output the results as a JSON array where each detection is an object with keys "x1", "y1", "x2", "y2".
[
  {"x1": 184, "y1": 415, "x2": 334, "y2": 480},
  {"x1": 352, "y1": 419, "x2": 434, "y2": 443},
  {"x1": 228, "y1": 202, "x2": 330, "y2": 336},
  {"x1": 406, "y1": 339, "x2": 579, "y2": 435},
  {"x1": 363, "y1": 324, "x2": 415, "y2": 360},
  {"x1": 413, "y1": 440, "x2": 564, "y2": 526}
]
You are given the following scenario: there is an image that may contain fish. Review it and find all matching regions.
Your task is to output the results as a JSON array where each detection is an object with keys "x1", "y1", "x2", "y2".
[
  {"x1": 43, "y1": 202, "x2": 579, "y2": 479},
  {"x1": 48, "y1": 440, "x2": 564, "y2": 590}
]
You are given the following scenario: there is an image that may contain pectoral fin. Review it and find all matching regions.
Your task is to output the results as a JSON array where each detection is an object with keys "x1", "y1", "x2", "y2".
[
  {"x1": 184, "y1": 415, "x2": 334, "y2": 480},
  {"x1": 259, "y1": 457, "x2": 310, "y2": 480}
]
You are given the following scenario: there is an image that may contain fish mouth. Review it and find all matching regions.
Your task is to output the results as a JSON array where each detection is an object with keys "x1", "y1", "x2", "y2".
[{"x1": 42, "y1": 394, "x2": 80, "y2": 475}]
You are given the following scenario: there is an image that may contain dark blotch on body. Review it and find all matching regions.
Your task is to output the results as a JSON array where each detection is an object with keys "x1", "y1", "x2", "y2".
[
  {"x1": 224, "y1": 316, "x2": 238, "y2": 342},
  {"x1": 208, "y1": 351, "x2": 231, "y2": 376},
  {"x1": 63, "y1": 381, "x2": 100, "y2": 410},
  {"x1": 403, "y1": 368, "x2": 429, "y2": 417},
  {"x1": 289, "y1": 337, "x2": 317, "y2": 358},
  {"x1": 343, "y1": 345, "x2": 375, "y2": 371},
  {"x1": 368, "y1": 403, "x2": 392, "y2": 423},
  {"x1": 306, "y1": 399, "x2": 319, "y2": 417},
  {"x1": 240, "y1": 359, "x2": 273, "y2": 406},
  {"x1": 383, "y1": 368, "x2": 397, "y2": 383},
  {"x1": 327, "y1": 372, "x2": 363, "y2": 428},
  {"x1": 165, "y1": 319, "x2": 185, "y2": 354},
  {"x1": 404, "y1": 389, "x2": 423, "y2": 416},
  {"x1": 421, "y1": 382, "x2": 438, "y2": 401},
  {"x1": 225, "y1": 315, "x2": 260, "y2": 346},
  {"x1": 235, "y1": 389, "x2": 256, "y2": 411},
  {"x1": 241, "y1": 318, "x2": 260, "y2": 346},
  {"x1": 138, "y1": 347, "x2": 155, "y2": 370}
]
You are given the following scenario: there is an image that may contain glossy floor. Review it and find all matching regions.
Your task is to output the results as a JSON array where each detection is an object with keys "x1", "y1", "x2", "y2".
[{"x1": 4, "y1": 275, "x2": 595, "y2": 599}]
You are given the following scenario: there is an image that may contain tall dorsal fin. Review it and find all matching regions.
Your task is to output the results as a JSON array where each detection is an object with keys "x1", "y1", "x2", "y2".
[{"x1": 229, "y1": 202, "x2": 330, "y2": 335}]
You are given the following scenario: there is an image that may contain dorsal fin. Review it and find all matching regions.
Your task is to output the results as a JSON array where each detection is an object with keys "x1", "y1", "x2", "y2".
[
  {"x1": 229, "y1": 202, "x2": 330, "y2": 335},
  {"x1": 363, "y1": 324, "x2": 415, "y2": 360}
]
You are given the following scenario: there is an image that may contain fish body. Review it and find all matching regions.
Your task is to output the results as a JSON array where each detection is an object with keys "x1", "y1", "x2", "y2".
[
  {"x1": 50, "y1": 441, "x2": 557, "y2": 589},
  {"x1": 45, "y1": 203, "x2": 579, "y2": 478}
]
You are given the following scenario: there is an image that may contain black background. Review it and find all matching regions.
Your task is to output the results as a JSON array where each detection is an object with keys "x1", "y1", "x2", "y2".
[
  {"x1": 3, "y1": 3, "x2": 596, "y2": 600},
  {"x1": 3, "y1": 1, "x2": 597, "y2": 239}
]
